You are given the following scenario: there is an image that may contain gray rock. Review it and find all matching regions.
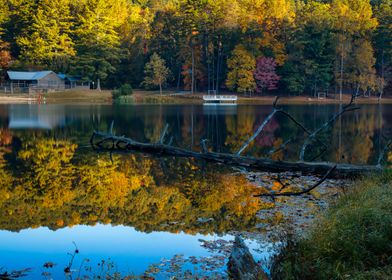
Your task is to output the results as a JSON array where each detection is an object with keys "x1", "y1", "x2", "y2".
[{"x1": 227, "y1": 236, "x2": 268, "y2": 280}]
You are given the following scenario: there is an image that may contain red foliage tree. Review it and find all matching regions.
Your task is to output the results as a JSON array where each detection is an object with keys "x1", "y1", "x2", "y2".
[
  {"x1": 254, "y1": 57, "x2": 280, "y2": 94},
  {"x1": 0, "y1": 41, "x2": 11, "y2": 82}
]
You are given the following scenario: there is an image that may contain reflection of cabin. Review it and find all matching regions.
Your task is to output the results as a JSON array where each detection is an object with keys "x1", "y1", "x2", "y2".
[
  {"x1": 57, "y1": 73, "x2": 90, "y2": 89},
  {"x1": 9, "y1": 104, "x2": 66, "y2": 129},
  {"x1": 7, "y1": 71, "x2": 65, "y2": 93}
]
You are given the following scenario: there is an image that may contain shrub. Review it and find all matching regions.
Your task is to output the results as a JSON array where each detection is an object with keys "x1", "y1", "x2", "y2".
[{"x1": 112, "y1": 84, "x2": 133, "y2": 100}]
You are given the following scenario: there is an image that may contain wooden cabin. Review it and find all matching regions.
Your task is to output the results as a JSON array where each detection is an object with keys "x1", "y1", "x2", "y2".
[{"x1": 7, "y1": 71, "x2": 65, "y2": 93}]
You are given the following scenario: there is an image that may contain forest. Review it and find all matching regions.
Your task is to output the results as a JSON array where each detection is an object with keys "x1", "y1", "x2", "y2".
[{"x1": 0, "y1": 0, "x2": 390, "y2": 97}]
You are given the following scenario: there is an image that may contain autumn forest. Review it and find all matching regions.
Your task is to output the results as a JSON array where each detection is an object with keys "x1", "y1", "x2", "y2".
[{"x1": 0, "y1": 0, "x2": 390, "y2": 97}]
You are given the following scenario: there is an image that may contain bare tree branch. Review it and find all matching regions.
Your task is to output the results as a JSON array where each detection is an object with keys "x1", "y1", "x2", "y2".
[
  {"x1": 158, "y1": 123, "x2": 169, "y2": 144},
  {"x1": 237, "y1": 97, "x2": 280, "y2": 156},
  {"x1": 237, "y1": 109, "x2": 278, "y2": 156},
  {"x1": 254, "y1": 165, "x2": 337, "y2": 198}
]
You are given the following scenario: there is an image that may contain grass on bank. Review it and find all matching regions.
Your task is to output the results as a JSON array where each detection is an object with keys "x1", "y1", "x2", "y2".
[
  {"x1": 272, "y1": 172, "x2": 392, "y2": 280},
  {"x1": 43, "y1": 89, "x2": 112, "y2": 104}
]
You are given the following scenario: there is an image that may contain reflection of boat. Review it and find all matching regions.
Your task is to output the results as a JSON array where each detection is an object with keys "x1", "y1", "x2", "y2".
[{"x1": 203, "y1": 95, "x2": 237, "y2": 105}]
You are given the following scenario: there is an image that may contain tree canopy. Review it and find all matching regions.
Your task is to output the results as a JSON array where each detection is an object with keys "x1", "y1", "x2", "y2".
[{"x1": 0, "y1": 0, "x2": 389, "y2": 96}]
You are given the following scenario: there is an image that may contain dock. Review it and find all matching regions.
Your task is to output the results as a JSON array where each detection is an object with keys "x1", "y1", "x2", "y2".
[{"x1": 203, "y1": 95, "x2": 237, "y2": 104}]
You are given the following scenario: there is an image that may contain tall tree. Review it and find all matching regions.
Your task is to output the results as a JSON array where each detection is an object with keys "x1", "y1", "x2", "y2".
[
  {"x1": 282, "y1": 1, "x2": 334, "y2": 96},
  {"x1": 331, "y1": 0, "x2": 378, "y2": 100},
  {"x1": 2, "y1": 0, "x2": 36, "y2": 59},
  {"x1": 373, "y1": 0, "x2": 392, "y2": 99},
  {"x1": 142, "y1": 53, "x2": 171, "y2": 95},
  {"x1": 347, "y1": 39, "x2": 377, "y2": 95},
  {"x1": 226, "y1": 44, "x2": 256, "y2": 94},
  {"x1": 71, "y1": 0, "x2": 127, "y2": 89},
  {"x1": 16, "y1": 0, "x2": 74, "y2": 71}
]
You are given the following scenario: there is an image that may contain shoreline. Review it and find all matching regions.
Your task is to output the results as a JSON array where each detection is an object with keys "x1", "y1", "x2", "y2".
[{"x1": 0, "y1": 90, "x2": 391, "y2": 105}]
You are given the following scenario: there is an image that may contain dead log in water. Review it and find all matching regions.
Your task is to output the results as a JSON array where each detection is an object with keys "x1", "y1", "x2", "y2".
[
  {"x1": 90, "y1": 95, "x2": 390, "y2": 180},
  {"x1": 90, "y1": 131, "x2": 382, "y2": 178}
]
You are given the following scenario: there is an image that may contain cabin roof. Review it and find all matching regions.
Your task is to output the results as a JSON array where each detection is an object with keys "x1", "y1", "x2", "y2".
[
  {"x1": 7, "y1": 71, "x2": 54, "y2": 81},
  {"x1": 57, "y1": 73, "x2": 83, "y2": 82}
]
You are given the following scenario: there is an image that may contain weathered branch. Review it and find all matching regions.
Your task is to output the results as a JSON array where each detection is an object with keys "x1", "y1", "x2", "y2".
[
  {"x1": 275, "y1": 174, "x2": 290, "y2": 192},
  {"x1": 254, "y1": 165, "x2": 337, "y2": 198},
  {"x1": 158, "y1": 123, "x2": 169, "y2": 144},
  {"x1": 237, "y1": 108, "x2": 278, "y2": 156}
]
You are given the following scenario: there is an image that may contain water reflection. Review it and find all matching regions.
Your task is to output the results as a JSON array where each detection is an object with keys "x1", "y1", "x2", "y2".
[
  {"x1": 0, "y1": 225, "x2": 237, "y2": 278},
  {"x1": 0, "y1": 104, "x2": 390, "y2": 165},
  {"x1": 0, "y1": 104, "x2": 390, "y2": 277}
]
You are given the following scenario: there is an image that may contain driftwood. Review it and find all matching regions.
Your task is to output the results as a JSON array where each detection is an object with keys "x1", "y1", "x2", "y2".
[{"x1": 90, "y1": 131, "x2": 381, "y2": 178}]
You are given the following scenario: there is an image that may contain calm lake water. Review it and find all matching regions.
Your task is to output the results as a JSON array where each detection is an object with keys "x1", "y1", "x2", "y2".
[{"x1": 0, "y1": 104, "x2": 391, "y2": 278}]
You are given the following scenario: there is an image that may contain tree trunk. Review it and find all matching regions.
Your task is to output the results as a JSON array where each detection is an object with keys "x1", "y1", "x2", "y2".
[
  {"x1": 97, "y1": 78, "x2": 101, "y2": 91},
  {"x1": 339, "y1": 40, "x2": 344, "y2": 102},
  {"x1": 191, "y1": 47, "x2": 195, "y2": 94},
  {"x1": 379, "y1": 51, "x2": 384, "y2": 103}
]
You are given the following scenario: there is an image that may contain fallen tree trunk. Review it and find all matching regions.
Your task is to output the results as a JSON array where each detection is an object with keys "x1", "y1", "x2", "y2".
[{"x1": 90, "y1": 131, "x2": 383, "y2": 178}]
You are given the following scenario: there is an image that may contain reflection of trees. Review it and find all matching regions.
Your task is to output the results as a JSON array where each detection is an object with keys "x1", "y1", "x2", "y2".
[
  {"x1": 225, "y1": 108, "x2": 256, "y2": 152},
  {"x1": 0, "y1": 136, "x2": 270, "y2": 234},
  {"x1": 331, "y1": 108, "x2": 378, "y2": 164}
]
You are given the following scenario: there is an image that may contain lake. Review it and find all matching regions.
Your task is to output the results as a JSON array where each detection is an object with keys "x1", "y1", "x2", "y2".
[{"x1": 0, "y1": 103, "x2": 391, "y2": 279}]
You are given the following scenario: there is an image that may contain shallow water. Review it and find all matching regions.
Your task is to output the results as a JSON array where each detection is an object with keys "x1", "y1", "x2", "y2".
[{"x1": 0, "y1": 103, "x2": 390, "y2": 278}]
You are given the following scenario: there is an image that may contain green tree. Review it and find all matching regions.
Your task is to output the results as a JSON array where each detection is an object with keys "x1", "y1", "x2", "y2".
[
  {"x1": 226, "y1": 44, "x2": 256, "y2": 94},
  {"x1": 16, "y1": 0, "x2": 75, "y2": 71},
  {"x1": 331, "y1": 0, "x2": 378, "y2": 99},
  {"x1": 142, "y1": 53, "x2": 171, "y2": 95},
  {"x1": 346, "y1": 39, "x2": 377, "y2": 95},
  {"x1": 282, "y1": 1, "x2": 334, "y2": 96},
  {"x1": 373, "y1": 0, "x2": 392, "y2": 99},
  {"x1": 71, "y1": 0, "x2": 127, "y2": 90}
]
